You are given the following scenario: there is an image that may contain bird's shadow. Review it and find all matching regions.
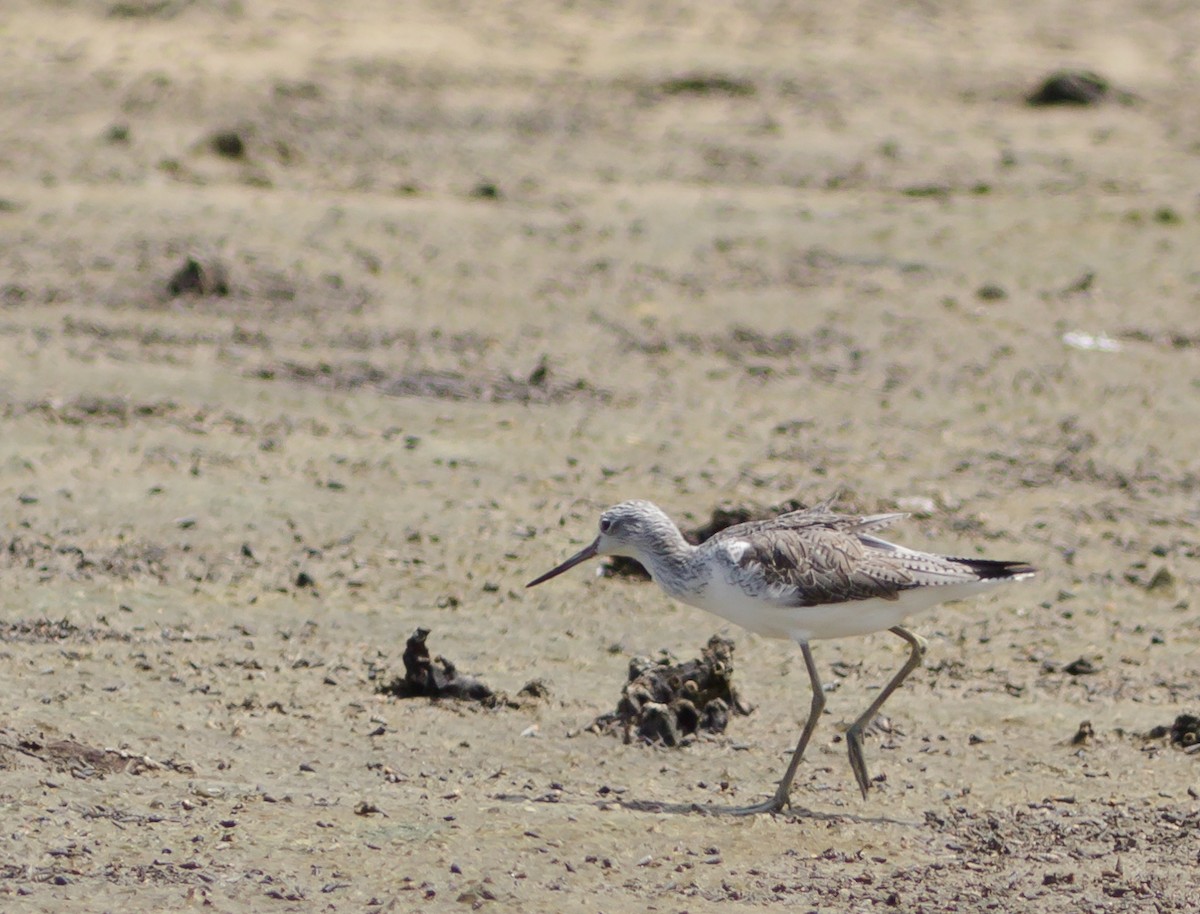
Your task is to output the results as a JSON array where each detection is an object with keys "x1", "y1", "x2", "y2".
[
  {"x1": 492, "y1": 791, "x2": 920, "y2": 827},
  {"x1": 613, "y1": 796, "x2": 917, "y2": 826}
]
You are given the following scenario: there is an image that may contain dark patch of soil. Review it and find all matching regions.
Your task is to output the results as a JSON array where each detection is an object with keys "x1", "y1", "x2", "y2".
[
  {"x1": 657, "y1": 74, "x2": 756, "y2": 98},
  {"x1": 599, "y1": 318, "x2": 862, "y2": 374},
  {"x1": 379, "y1": 627, "x2": 546, "y2": 708},
  {"x1": 9, "y1": 395, "x2": 179, "y2": 427},
  {"x1": 0, "y1": 729, "x2": 188, "y2": 778},
  {"x1": 0, "y1": 618, "x2": 131, "y2": 643},
  {"x1": 2, "y1": 537, "x2": 171, "y2": 583},
  {"x1": 253, "y1": 358, "x2": 609, "y2": 405}
]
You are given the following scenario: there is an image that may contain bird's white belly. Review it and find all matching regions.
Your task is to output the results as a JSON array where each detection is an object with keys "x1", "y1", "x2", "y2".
[{"x1": 678, "y1": 573, "x2": 1002, "y2": 642}]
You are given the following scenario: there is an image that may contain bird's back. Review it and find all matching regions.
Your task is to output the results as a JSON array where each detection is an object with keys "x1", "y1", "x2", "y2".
[{"x1": 682, "y1": 506, "x2": 1034, "y2": 641}]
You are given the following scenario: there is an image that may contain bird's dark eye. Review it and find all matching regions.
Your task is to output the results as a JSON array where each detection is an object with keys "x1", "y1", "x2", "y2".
[{"x1": 599, "y1": 518, "x2": 613, "y2": 534}]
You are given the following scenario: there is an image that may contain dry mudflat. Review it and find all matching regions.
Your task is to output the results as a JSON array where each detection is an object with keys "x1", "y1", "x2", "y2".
[{"x1": 2, "y1": 1, "x2": 1199, "y2": 911}]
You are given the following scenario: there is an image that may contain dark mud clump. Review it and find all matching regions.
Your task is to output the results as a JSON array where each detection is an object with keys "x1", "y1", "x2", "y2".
[
  {"x1": 1070, "y1": 720, "x2": 1094, "y2": 746},
  {"x1": 1062, "y1": 657, "x2": 1099, "y2": 676},
  {"x1": 603, "y1": 498, "x2": 805, "y2": 580},
  {"x1": 588, "y1": 636, "x2": 752, "y2": 746},
  {"x1": 1026, "y1": 70, "x2": 1109, "y2": 106},
  {"x1": 166, "y1": 255, "x2": 231, "y2": 297},
  {"x1": 1146, "y1": 714, "x2": 1200, "y2": 750},
  {"x1": 379, "y1": 627, "x2": 500, "y2": 705},
  {"x1": 378, "y1": 628, "x2": 548, "y2": 709},
  {"x1": 210, "y1": 129, "x2": 247, "y2": 159}
]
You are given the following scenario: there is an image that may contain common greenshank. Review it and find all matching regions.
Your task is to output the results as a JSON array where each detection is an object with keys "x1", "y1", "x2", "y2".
[{"x1": 527, "y1": 498, "x2": 1035, "y2": 814}]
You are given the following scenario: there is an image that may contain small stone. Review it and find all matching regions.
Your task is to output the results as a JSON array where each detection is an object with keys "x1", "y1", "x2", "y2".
[
  {"x1": 211, "y1": 130, "x2": 246, "y2": 159},
  {"x1": 469, "y1": 181, "x2": 501, "y2": 200},
  {"x1": 1027, "y1": 71, "x2": 1108, "y2": 106},
  {"x1": 1154, "y1": 206, "x2": 1182, "y2": 225},
  {"x1": 166, "y1": 255, "x2": 230, "y2": 297},
  {"x1": 105, "y1": 123, "x2": 131, "y2": 144},
  {"x1": 1145, "y1": 566, "x2": 1175, "y2": 593},
  {"x1": 895, "y1": 496, "x2": 936, "y2": 516},
  {"x1": 517, "y1": 679, "x2": 550, "y2": 700}
]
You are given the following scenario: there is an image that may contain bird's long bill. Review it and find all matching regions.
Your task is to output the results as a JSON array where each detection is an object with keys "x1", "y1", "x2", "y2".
[{"x1": 526, "y1": 537, "x2": 600, "y2": 588}]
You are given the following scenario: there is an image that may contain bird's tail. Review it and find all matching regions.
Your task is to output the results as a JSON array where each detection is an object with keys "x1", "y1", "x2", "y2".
[{"x1": 956, "y1": 558, "x2": 1037, "y2": 581}]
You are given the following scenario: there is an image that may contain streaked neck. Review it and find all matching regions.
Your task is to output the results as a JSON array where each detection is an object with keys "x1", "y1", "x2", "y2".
[{"x1": 632, "y1": 528, "x2": 700, "y2": 598}]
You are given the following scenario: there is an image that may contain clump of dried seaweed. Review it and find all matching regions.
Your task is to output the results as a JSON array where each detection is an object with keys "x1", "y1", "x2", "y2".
[{"x1": 588, "y1": 635, "x2": 752, "y2": 746}]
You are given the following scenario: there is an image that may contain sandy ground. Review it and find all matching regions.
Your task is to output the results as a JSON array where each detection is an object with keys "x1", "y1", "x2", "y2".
[{"x1": 2, "y1": 0, "x2": 1200, "y2": 910}]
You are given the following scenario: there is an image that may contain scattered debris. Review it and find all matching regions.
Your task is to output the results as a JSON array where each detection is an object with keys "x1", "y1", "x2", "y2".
[
  {"x1": 0, "y1": 618, "x2": 131, "y2": 643},
  {"x1": 588, "y1": 636, "x2": 752, "y2": 746},
  {"x1": 0, "y1": 729, "x2": 191, "y2": 778},
  {"x1": 1071, "y1": 720, "x2": 1094, "y2": 746},
  {"x1": 166, "y1": 255, "x2": 230, "y2": 297},
  {"x1": 517, "y1": 679, "x2": 551, "y2": 700},
  {"x1": 1146, "y1": 714, "x2": 1200, "y2": 749},
  {"x1": 1026, "y1": 70, "x2": 1109, "y2": 106},
  {"x1": 1043, "y1": 872, "x2": 1076, "y2": 887},
  {"x1": 1063, "y1": 657, "x2": 1099, "y2": 676}
]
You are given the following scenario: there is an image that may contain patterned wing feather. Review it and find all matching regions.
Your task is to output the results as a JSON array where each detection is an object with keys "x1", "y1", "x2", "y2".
[
  {"x1": 724, "y1": 524, "x2": 914, "y2": 607},
  {"x1": 719, "y1": 512, "x2": 1020, "y2": 608}
]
